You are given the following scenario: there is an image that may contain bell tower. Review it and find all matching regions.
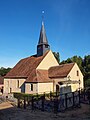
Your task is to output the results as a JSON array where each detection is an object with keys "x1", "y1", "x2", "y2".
[{"x1": 37, "y1": 21, "x2": 50, "y2": 57}]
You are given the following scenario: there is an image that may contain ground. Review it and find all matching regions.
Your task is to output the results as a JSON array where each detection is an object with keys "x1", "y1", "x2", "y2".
[{"x1": 0, "y1": 102, "x2": 90, "y2": 120}]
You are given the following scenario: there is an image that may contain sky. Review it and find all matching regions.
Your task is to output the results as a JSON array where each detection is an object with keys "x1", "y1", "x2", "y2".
[{"x1": 0, "y1": 0, "x2": 90, "y2": 68}]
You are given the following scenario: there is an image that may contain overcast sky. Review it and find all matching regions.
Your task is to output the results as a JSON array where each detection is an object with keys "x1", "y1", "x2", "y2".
[{"x1": 0, "y1": 0, "x2": 90, "y2": 67}]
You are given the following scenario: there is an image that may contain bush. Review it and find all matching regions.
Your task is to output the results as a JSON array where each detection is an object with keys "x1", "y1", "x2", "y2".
[{"x1": 85, "y1": 79, "x2": 90, "y2": 87}]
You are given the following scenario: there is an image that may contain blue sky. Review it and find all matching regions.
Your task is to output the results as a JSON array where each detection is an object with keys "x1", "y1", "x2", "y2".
[{"x1": 0, "y1": 0, "x2": 90, "y2": 68}]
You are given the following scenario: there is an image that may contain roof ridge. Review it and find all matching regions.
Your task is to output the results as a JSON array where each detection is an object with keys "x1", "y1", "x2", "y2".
[
  {"x1": 50, "y1": 62, "x2": 75, "y2": 68},
  {"x1": 59, "y1": 62, "x2": 75, "y2": 66}
]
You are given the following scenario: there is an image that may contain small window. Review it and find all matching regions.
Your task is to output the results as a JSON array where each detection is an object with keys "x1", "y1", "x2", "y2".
[
  {"x1": 17, "y1": 80, "x2": 19, "y2": 88},
  {"x1": 31, "y1": 84, "x2": 33, "y2": 91},
  {"x1": 77, "y1": 70, "x2": 79, "y2": 76}
]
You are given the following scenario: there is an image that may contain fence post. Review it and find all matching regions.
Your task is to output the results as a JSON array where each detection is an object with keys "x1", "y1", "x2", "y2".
[
  {"x1": 37, "y1": 93, "x2": 38, "y2": 99},
  {"x1": 56, "y1": 91, "x2": 57, "y2": 97},
  {"x1": 83, "y1": 89, "x2": 85, "y2": 101},
  {"x1": 24, "y1": 97, "x2": 26, "y2": 109},
  {"x1": 50, "y1": 91, "x2": 52, "y2": 101},
  {"x1": 65, "y1": 93, "x2": 67, "y2": 109},
  {"x1": 27, "y1": 96, "x2": 30, "y2": 105},
  {"x1": 18, "y1": 98, "x2": 20, "y2": 108},
  {"x1": 78, "y1": 90, "x2": 80, "y2": 106},
  {"x1": 54, "y1": 97, "x2": 58, "y2": 114},
  {"x1": 72, "y1": 92, "x2": 75, "y2": 107},
  {"x1": 32, "y1": 96, "x2": 34, "y2": 110},
  {"x1": 42, "y1": 93, "x2": 45, "y2": 111}
]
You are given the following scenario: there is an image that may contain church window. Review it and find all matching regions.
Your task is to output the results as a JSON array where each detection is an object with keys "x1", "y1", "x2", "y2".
[
  {"x1": 77, "y1": 70, "x2": 79, "y2": 76},
  {"x1": 17, "y1": 80, "x2": 19, "y2": 88},
  {"x1": 31, "y1": 84, "x2": 33, "y2": 91}
]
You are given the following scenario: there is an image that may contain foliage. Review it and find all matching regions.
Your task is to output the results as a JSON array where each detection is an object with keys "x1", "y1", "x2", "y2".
[
  {"x1": 85, "y1": 79, "x2": 90, "y2": 87},
  {"x1": 0, "y1": 67, "x2": 11, "y2": 76},
  {"x1": 14, "y1": 92, "x2": 44, "y2": 100},
  {"x1": 14, "y1": 92, "x2": 59, "y2": 100},
  {"x1": 53, "y1": 52, "x2": 60, "y2": 63},
  {"x1": 83, "y1": 55, "x2": 90, "y2": 87},
  {"x1": 14, "y1": 92, "x2": 33, "y2": 99}
]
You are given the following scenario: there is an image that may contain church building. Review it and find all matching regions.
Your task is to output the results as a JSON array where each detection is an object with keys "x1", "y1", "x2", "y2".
[{"x1": 4, "y1": 21, "x2": 84, "y2": 94}]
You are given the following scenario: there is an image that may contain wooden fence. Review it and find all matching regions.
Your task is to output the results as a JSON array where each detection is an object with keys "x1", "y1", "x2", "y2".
[{"x1": 17, "y1": 91, "x2": 81, "y2": 113}]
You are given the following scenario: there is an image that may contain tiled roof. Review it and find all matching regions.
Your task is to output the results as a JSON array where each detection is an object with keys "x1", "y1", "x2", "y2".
[
  {"x1": 26, "y1": 69, "x2": 52, "y2": 83},
  {"x1": 5, "y1": 52, "x2": 75, "y2": 82},
  {"x1": 48, "y1": 63, "x2": 75, "y2": 78},
  {"x1": 37, "y1": 70, "x2": 52, "y2": 82},
  {"x1": 5, "y1": 51, "x2": 49, "y2": 82},
  {"x1": 0, "y1": 76, "x2": 4, "y2": 84}
]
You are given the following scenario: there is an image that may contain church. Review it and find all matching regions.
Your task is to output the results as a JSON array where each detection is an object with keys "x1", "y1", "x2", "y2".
[{"x1": 4, "y1": 21, "x2": 84, "y2": 94}]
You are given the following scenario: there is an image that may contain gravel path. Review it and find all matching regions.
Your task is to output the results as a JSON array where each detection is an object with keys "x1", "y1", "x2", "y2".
[{"x1": 0, "y1": 102, "x2": 90, "y2": 120}]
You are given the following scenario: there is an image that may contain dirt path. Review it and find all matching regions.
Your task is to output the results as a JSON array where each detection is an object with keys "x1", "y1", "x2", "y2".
[
  {"x1": 0, "y1": 102, "x2": 90, "y2": 120},
  {"x1": 0, "y1": 102, "x2": 13, "y2": 110}
]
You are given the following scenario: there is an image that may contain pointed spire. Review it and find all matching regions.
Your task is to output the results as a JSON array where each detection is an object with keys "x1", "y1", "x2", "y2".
[
  {"x1": 37, "y1": 11, "x2": 50, "y2": 57},
  {"x1": 38, "y1": 21, "x2": 48, "y2": 45}
]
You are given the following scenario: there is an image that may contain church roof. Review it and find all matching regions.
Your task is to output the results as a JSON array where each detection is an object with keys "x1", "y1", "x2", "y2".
[
  {"x1": 38, "y1": 22, "x2": 48, "y2": 45},
  {"x1": 26, "y1": 69, "x2": 52, "y2": 83},
  {"x1": 48, "y1": 63, "x2": 75, "y2": 78},
  {"x1": 5, "y1": 51, "x2": 49, "y2": 82},
  {"x1": 5, "y1": 51, "x2": 75, "y2": 82}
]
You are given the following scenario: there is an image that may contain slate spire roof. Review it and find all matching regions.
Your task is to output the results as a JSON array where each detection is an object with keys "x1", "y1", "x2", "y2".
[
  {"x1": 38, "y1": 21, "x2": 48, "y2": 45},
  {"x1": 37, "y1": 21, "x2": 50, "y2": 56}
]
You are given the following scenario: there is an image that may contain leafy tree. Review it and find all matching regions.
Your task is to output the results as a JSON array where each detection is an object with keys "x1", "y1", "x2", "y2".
[
  {"x1": 53, "y1": 52, "x2": 60, "y2": 63},
  {"x1": 0, "y1": 67, "x2": 11, "y2": 76},
  {"x1": 83, "y1": 55, "x2": 90, "y2": 86},
  {"x1": 66, "y1": 58, "x2": 72, "y2": 63},
  {"x1": 60, "y1": 58, "x2": 72, "y2": 64},
  {"x1": 71, "y1": 56, "x2": 82, "y2": 67}
]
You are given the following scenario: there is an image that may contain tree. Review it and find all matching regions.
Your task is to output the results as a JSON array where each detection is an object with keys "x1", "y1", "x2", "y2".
[
  {"x1": 53, "y1": 52, "x2": 60, "y2": 63},
  {"x1": 66, "y1": 58, "x2": 72, "y2": 63},
  {"x1": 0, "y1": 67, "x2": 11, "y2": 76},
  {"x1": 83, "y1": 55, "x2": 90, "y2": 86},
  {"x1": 71, "y1": 56, "x2": 84, "y2": 74}
]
